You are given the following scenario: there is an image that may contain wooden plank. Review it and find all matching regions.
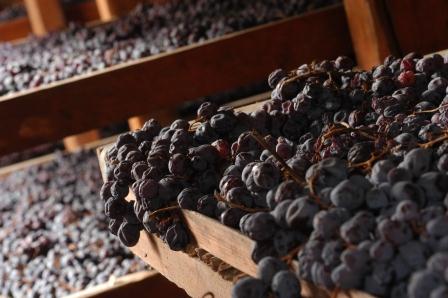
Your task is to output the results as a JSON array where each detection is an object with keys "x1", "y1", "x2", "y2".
[
  {"x1": 65, "y1": 271, "x2": 188, "y2": 298},
  {"x1": 23, "y1": 0, "x2": 66, "y2": 36},
  {"x1": 343, "y1": 0, "x2": 399, "y2": 69},
  {"x1": 385, "y1": 0, "x2": 448, "y2": 55},
  {"x1": 65, "y1": 0, "x2": 100, "y2": 23},
  {"x1": 183, "y1": 210, "x2": 257, "y2": 276},
  {"x1": 0, "y1": 17, "x2": 31, "y2": 42},
  {"x1": 127, "y1": 189, "x2": 258, "y2": 276},
  {"x1": 0, "y1": 5, "x2": 352, "y2": 155}
]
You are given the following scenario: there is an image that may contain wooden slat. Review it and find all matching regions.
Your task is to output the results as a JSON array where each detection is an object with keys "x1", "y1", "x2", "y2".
[
  {"x1": 0, "y1": 17, "x2": 31, "y2": 42},
  {"x1": 65, "y1": 0, "x2": 100, "y2": 23},
  {"x1": 385, "y1": 0, "x2": 448, "y2": 55},
  {"x1": 0, "y1": 4, "x2": 352, "y2": 155},
  {"x1": 63, "y1": 129, "x2": 101, "y2": 152},
  {"x1": 23, "y1": 0, "x2": 66, "y2": 36},
  {"x1": 126, "y1": 190, "x2": 258, "y2": 276},
  {"x1": 343, "y1": 0, "x2": 399, "y2": 69}
]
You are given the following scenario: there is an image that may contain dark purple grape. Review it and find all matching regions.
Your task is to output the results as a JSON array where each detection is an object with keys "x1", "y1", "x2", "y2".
[
  {"x1": 256, "y1": 256, "x2": 288, "y2": 284},
  {"x1": 271, "y1": 270, "x2": 302, "y2": 298},
  {"x1": 117, "y1": 222, "x2": 140, "y2": 247},
  {"x1": 164, "y1": 223, "x2": 189, "y2": 251},
  {"x1": 231, "y1": 277, "x2": 268, "y2": 298},
  {"x1": 242, "y1": 212, "x2": 277, "y2": 241}
]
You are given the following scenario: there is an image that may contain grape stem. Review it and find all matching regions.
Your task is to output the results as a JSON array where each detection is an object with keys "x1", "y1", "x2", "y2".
[
  {"x1": 331, "y1": 288, "x2": 341, "y2": 298},
  {"x1": 419, "y1": 133, "x2": 448, "y2": 149},
  {"x1": 281, "y1": 244, "x2": 302, "y2": 266},
  {"x1": 213, "y1": 191, "x2": 269, "y2": 213},
  {"x1": 146, "y1": 205, "x2": 180, "y2": 218},
  {"x1": 249, "y1": 130, "x2": 305, "y2": 186},
  {"x1": 415, "y1": 102, "x2": 448, "y2": 114}
]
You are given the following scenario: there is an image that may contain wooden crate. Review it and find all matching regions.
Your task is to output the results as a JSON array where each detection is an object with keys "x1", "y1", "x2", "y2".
[
  {"x1": 96, "y1": 99, "x2": 376, "y2": 298},
  {"x1": 0, "y1": 4, "x2": 352, "y2": 156}
]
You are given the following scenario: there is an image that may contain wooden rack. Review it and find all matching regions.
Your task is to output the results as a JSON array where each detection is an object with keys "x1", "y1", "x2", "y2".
[
  {"x1": 0, "y1": 4, "x2": 352, "y2": 156},
  {"x1": 96, "y1": 99, "x2": 376, "y2": 298},
  {"x1": 0, "y1": 0, "x2": 447, "y2": 153}
]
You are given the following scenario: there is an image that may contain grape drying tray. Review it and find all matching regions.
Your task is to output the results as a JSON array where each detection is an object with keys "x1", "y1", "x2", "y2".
[{"x1": 96, "y1": 100, "x2": 375, "y2": 298}]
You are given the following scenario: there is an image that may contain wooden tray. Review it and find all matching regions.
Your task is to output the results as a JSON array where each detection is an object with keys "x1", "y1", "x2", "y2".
[
  {"x1": 96, "y1": 99, "x2": 375, "y2": 298},
  {"x1": 0, "y1": 4, "x2": 352, "y2": 156}
]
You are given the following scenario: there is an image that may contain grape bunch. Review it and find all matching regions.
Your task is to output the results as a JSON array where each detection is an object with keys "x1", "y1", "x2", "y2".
[
  {"x1": 0, "y1": 150, "x2": 147, "y2": 298},
  {"x1": 103, "y1": 52, "x2": 448, "y2": 298},
  {"x1": 0, "y1": 0, "x2": 339, "y2": 96}
]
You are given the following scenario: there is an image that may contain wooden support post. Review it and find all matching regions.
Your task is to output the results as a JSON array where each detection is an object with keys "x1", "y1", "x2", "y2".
[
  {"x1": 63, "y1": 130, "x2": 101, "y2": 152},
  {"x1": 343, "y1": 0, "x2": 399, "y2": 69},
  {"x1": 23, "y1": 0, "x2": 66, "y2": 36},
  {"x1": 128, "y1": 110, "x2": 177, "y2": 131}
]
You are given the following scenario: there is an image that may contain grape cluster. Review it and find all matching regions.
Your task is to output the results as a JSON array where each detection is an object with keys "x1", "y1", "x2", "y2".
[
  {"x1": 104, "y1": 52, "x2": 448, "y2": 297},
  {"x1": 0, "y1": 0, "x2": 338, "y2": 95},
  {"x1": 0, "y1": 150, "x2": 146, "y2": 298}
]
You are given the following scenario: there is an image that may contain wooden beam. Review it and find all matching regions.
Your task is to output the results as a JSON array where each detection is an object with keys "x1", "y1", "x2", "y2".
[
  {"x1": 23, "y1": 0, "x2": 66, "y2": 36},
  {"x1": 0, "y1": 5, "x2": 352, "y2": 155},
  {"x1": 63, "y1": 130, "x2": 101, "y2": 152},
  {"x1": 0, "y1": 17, "x2": 32, "y2": 42},
  {"x1": 343, "y1": 0, "x2": 399, "y2": 69}
]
